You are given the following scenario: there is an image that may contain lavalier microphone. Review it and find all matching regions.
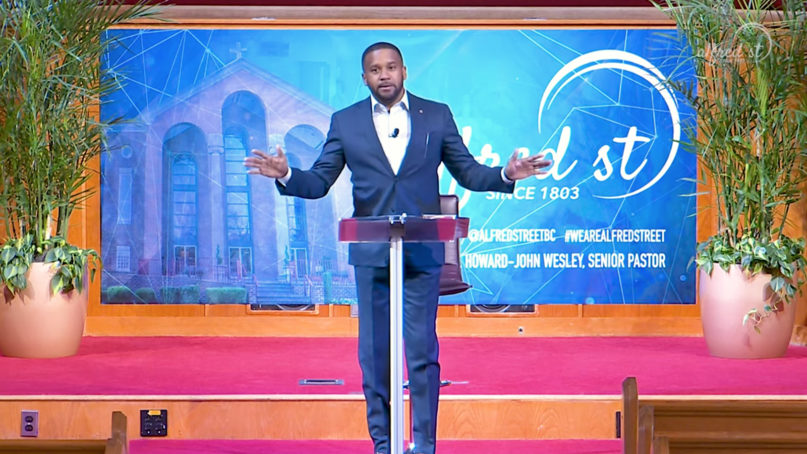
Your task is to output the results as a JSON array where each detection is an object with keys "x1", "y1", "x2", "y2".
[{"x1": 389, "y1": 128, "x2": 400, "y2": 138}]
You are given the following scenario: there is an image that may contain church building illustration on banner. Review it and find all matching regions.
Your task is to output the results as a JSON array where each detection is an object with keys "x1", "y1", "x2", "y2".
[{"x1": 101, "y1": 58, "x2": 355, "y2": 305}]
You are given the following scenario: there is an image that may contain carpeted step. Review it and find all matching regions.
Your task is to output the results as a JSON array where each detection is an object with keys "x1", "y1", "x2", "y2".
[{"x1": 130, "y1": 439, "x2": 622, "y2": 454}]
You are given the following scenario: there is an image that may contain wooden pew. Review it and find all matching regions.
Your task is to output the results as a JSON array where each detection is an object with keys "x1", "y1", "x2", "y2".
[
  {"x1": 652, "y1": 432, "x2": 807, "y2": 454},
  {"x1": 622, "y1": 377, "x2": 807, "y2": 454},
  {"x1": 0, "y1": 411, "x2": 127, "y2": 454}
]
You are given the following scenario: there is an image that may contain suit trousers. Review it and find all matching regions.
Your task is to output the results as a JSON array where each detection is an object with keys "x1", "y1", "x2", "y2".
[{"x1": 355, "y1": 264, "x2": 442, "y2": 454}]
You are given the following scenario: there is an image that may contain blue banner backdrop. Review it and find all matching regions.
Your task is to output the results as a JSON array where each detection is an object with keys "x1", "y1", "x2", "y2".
[{"x1": 100, "y1": 28, "x2": 696, "y2": 305}]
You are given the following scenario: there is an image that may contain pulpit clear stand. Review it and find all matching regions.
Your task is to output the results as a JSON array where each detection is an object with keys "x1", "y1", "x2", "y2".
[{"x1": 339, "y1": 214, "x2": 469, "y2": 454}]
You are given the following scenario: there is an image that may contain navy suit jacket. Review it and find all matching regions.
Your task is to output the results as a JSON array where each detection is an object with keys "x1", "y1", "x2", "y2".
[{"x1": 277, "y1": 93, "x2": 514, "y2": 268}]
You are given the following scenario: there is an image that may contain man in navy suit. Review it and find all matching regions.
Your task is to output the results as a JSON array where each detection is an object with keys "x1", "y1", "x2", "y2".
[{"x1": 245, "y1": 42, "x2": 550, "y2": 454}]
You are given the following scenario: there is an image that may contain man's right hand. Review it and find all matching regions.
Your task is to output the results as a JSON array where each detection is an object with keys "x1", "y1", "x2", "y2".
[{"x1": 244, "y1": 145, "x2": 290, "y2": 179}]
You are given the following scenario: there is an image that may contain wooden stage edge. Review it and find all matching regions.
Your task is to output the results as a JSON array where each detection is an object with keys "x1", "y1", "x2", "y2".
[
  {"x1": 0, "y1": 395, "x2": 640, "y2": 441},
  {"x1": 3, "y1": 394, "x2": 806, "y2": 442}
]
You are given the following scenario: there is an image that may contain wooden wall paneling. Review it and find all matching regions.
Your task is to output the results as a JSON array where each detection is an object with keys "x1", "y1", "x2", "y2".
[
  {"x1": 134, "y1": 6, "x2": 672, "y2": 28},
  {"x1": 581, "y1": 305, "x2": 699, "y2": 318},
  {"x1": 0, "y1": 396, "x2": 620, "y2": 440}
]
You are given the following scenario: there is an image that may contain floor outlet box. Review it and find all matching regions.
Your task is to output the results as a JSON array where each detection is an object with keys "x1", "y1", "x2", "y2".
[
  {"x1": 140, "y1": 409, "x2": 168, "y2": 437},
  {"x1": 21, "y1": 410, "x2": 38, "y2": 437}
]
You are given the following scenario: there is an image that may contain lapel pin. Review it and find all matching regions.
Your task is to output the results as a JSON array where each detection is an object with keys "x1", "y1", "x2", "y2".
[{"x1": 418, "y1": 109, "x2": 423, "y2": 114}]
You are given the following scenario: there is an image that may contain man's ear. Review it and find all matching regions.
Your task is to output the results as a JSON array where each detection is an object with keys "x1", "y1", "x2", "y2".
[
  {"x1": 361, "y1": 73, "x2": 368, "y2": 86},
  {"x1": 402, "y1": 66, "x2": 407, "y2": 81}
]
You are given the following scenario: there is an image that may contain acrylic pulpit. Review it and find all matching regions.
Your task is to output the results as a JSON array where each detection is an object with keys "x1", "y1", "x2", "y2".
[{"x1": 338, "y1": 213, "x2": 469, "y2": 454}]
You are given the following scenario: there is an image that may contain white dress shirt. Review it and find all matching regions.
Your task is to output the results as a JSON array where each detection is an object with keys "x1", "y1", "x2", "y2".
[
  {"x1": 276, "y1": 90, "x2": 512, "y2": 184},
  {"x1": 371, "y1": 91, "x2": 411, "y2": 175},
  {"x1": 275, "y1": 92, "x2": 412, "y2": 184}
]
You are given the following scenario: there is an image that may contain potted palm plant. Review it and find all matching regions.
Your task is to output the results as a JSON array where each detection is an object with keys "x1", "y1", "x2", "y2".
[
  {"x1": 653, "y1": 0, "x2": 807, "y2": 358},
  {"x1": 0, "y1": 0, "x2": 160, "y2": 358}
]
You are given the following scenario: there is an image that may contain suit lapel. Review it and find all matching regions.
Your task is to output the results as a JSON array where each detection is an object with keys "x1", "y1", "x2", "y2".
[{"x1": 400, "y1": 94, "x2": 427, "y2": 174}]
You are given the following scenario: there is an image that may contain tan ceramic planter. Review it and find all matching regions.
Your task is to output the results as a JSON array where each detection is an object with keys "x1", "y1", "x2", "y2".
[
  {"x1": 699, "y1": 265, "x2": 796, "y2": 359},
  {"x1": 0, "y1": 262, "x2": 88, "y2": 358}
]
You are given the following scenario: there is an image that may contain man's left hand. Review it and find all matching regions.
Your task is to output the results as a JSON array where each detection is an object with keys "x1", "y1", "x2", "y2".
[{"x1": 503, "y1": 149, "x2": 552, "y2": 181}]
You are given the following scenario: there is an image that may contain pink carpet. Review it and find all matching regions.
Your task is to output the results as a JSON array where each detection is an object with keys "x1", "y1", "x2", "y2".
[
  {"x1": 2, "y1": 336, "x2": 807, "y2": 396},
  {"x1": 129, "y1": 439, "x2": 621, "y2": 454}
]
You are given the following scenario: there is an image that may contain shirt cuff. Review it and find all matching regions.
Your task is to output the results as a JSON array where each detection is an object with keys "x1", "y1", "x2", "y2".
[
  {"x1": 278, "y1": 168, "x2": 292, "y2": 186},
  {"x1": 501, "y1": 167, "x2": 513, "y2": 184}
]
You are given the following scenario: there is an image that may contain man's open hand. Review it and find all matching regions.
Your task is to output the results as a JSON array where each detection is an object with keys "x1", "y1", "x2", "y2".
[
  {"x1": 244, "y1": 145, "x2": 290, "y2": 179},
  {"x1": 503, "y1": 149, "x2": 552, "y2": 181}
]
